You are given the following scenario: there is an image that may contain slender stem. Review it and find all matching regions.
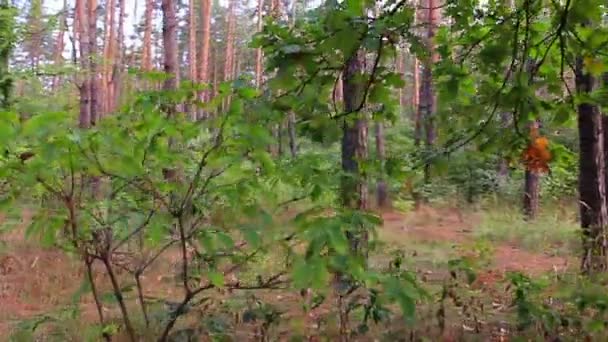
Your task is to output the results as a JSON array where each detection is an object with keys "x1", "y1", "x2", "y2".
[
  {"x1": 102, "y1": 257, "x2": 137, "y2": 342},
  {"x1": 135, "y1": 273, "x2": 150, "y2": 327},
  {"x1": 177, "y1": 215, "x2": 191, "y2": 294},
  {"x1": 85, "y1": 258, "x2": 111, "y2": 342}
]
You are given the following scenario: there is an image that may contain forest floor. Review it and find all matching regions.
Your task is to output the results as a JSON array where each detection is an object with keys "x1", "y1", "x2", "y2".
[{"x1": 0, "y1": 204, "x2": 577, "y2": 340}]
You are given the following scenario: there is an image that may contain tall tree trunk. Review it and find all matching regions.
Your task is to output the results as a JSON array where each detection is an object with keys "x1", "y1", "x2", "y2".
[
  {"x1": 603, "y1": 73, "x2": 608, "y2": 216},
  {"x1": 271, "y1": 0, "x2": 281, "y2": 18},
  {"x1": 270, "y1": 0, "x2": 283, "y2": 156},
  {"x1": 222, "y1": 0, "x2": 236, "y2": 111},
  {"x1": 375, "y1": 121, "x2": 389, "y2": 208},
  {"x1": 498, "y1": 0, "x2": 515, "y2": 185},
  {"x1": 523, "y1": 59, "x2": 540, "y2": 220},
  {"x1": 77, "y1": 0, "x2": 91, "y2": 129},
  {"x1": 162, "y1": 0, "x2": 178, "y2": 98},
  {"x1": 88, "y1": 0, "x2": 99, "y2": 125},
  {"x1": 112, "y1": 0, "x2": 125, "y2": 111},
  {"x1": 52, "y1": 0, "x2": 68, "y2": 91},
  {"x1": 102, "y1": 0, "x2": 116, "y2": 115},
  {"x1": 188, "y1": 0, "x2": 197, "y2": 84},
  {"x1": 188, "y1": 0, "x2": 197, "y2": 120},
  {"x1": 523, "y1": 120, "x2": 540, "y2": 219},
  {"x1": 212, "y1": 45, "x2": 218, "y2": 98},
  {"x1": 419, "y1": 0, "x2": 438, "y2": 184},
  {"x1": 26, "y1": 0, "x2": 43, "y2": 69},
  {"x1": 0, "y1": 0, "x2": 14, "y2": 107},
  {"x1": 223, "y1": 0, "x2": 235, "y2": 83},
  {"x1": 287, "y1": 0, "x2": 297, "y2": 158},
  {"x1": 199, "y1": 0, "x2": 212, "y2": 118},
  {"x1": 255, "y1": 0, "x2": 264, "y2": 88},
  {"x1": 576, "y1": 54, "x2": 608, "y2": 273},
  {"x1": 413, "y1": 57, "x2": 421, "y2": 146},
  {"x1": 396, "y1": 46, "x2": 405, "y2": 108},
  {"x1": 142, "y1": 0, "x2": 153, "y2": 72},
  {"x1": 412, "y1": 0, "x2": 421, "y2": 146},
  {"x1": 341, "y1": 49, "x2": 369, "y2": 240}
]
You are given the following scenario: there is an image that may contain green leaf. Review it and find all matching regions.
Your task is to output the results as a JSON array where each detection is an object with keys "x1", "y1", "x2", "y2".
[
  {"x1": 553, "y1": 105, "x2": 571, "y2": 125},
  {"x1": 253, "y1": 150, "x2": 275, "y2": 174},
  {"x1": 208, "y1": 271, "x2": 225, "y2": 287},
  {"x1": 292, "y1": 258, "x2": 309, "y2": 289},
  {"x1": 384, "y1": 73, "x2": 406, "y2": 88},
  {"x1": 327, "y1": 223, "x2": 348, "y2": 254},
  {"x1": 242, "y1": 227, "x2": 262, "y2": 248},
  {"x1": 216, "y1": 231, "x2": 235, "y2": 249},
  {"x1": 237, "y1": 87, "x2": 259, "y2": 99},
  {"x1": 345, "y1": 0, "x2": 364, "y2": 16}
]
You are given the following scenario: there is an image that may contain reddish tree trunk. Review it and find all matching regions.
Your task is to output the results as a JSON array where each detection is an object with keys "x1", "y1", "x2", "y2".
[
  {"x1": 102, "y1": 0, "x2": 116, "y2": 114},
  {"x1": 52, "y1": 0, "x2": 68, "y2": 91},
  {"x1": 111, "y1": 0, "x2": 125, "y2": 111},
  {"x1": 162, "y1": 0, "x2": 178, "y2": 95},
  {"x1": 223, "y1": 0, "x2": 236, "y2": 83},
  {"x1": 77, "y1": 0, "x2": 91, "y2": 129},
  {"x1": 255, "y1": 0, "x2": 264, "y2": 88},
  {"x1": 222, "y1": 0, "x2": 236, "y2": 111},
  {"x1": 142, "y1": 0, "x2": 153, "y2": 72},
  {"x1": 198, "y1": 0, "x2": 212, "y2": 119},
  {"x1": 412, "y1": 0, "x2": 421, "y2": 145},
  {"x1": 187, "y1": 0, "x2": 197, "y2": 119},
  {"x1": 88, "y1": 0, "x2": 99, "y2": 125},
  {"x1": 188, "y1": 0, "x2": 197, "y2": 83}
]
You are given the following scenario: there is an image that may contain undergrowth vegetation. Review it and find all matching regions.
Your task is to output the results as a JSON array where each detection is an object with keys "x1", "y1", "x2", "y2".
[{"x1": 3, "y1": 0, "x2": 608, "y2": 340}]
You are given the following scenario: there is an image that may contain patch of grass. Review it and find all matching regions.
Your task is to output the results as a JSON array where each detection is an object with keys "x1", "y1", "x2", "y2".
[
  {"x1": 474, "y1": 204, "x2": 579, "y2": 256},
  {"x1": 372, "y1": 237, "x2": 459, "y2": 289}
]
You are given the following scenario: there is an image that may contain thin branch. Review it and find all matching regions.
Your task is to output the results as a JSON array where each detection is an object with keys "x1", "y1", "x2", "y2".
[{"x1": 112, "y1": 209, "x2": 156, "y2": 252}]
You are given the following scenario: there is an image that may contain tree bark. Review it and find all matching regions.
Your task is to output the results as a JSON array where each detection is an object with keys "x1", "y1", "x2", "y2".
[
  {"x1": 222, "y1": 0, "x2": 236, "y2": 111},
  {"x1": 413, "y1": 57, "x2": 421, "y2": 145},
  {"x1": 375, "y1": 121, "x2": 389, "y2": 208},
  {"x1": 26, "y1": 0, "x2": 43, "y2": 69},
  {"x1": 111, "y1": 0, "x2": 125, "y2": 111},
  {"x1": 142, "y1": 0, "x2": 153, "y2": 72},
  {"x1": 419, "y1": 0, "x2": 438, "y2": 184},
  {"x1": 188, "y1": 0, "x2": 197, "y2": 119},
  {"x1": 523, "y1": 121, "x2": 540, "y2": 220},
  {"x1": 576, "y1": 54, "x2": 608, "y2": 273},
  {"x1": 102, "y1": 0, "x2": 116, "y2": 115},
  {"x1": 396, "y1": 46, "x2": 405, "y2": 108},
  {"x1": 287, "y1": 0, "x2": 297, "y2": 158},
  {"x1": 199, "y1": 0, "x2": 212, "y2": 118},
  {"x1": 412, "y1": 0, "x2": 421, "y2": 145},
  {"x1": 341, "y1": 50, "x2": 369, "y2": 252},
  {"x1": 162, "y1": 0, "x2": 178, "y2": 96},
  {"x1": 88, "y1": 0, "x2": 99, "y2": 125},
  {"x1": 223, "y1": 0, "x2": 235, "y2": 83},
  {"x1": 77, "y1": 0, "x2": 91, "y2": 129},
  {"x1": 52, "y1": 0, "x2": 68, "y2": 91},
  {"x1": 522, "y1": 57, "x2": 541, "y2": 219},
  {"x1": 255, "y1": 0, "x2": 264, "y2": 88},
  {"x1": 161, "y1": 0, "x2": 178, "y2": 184}
]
